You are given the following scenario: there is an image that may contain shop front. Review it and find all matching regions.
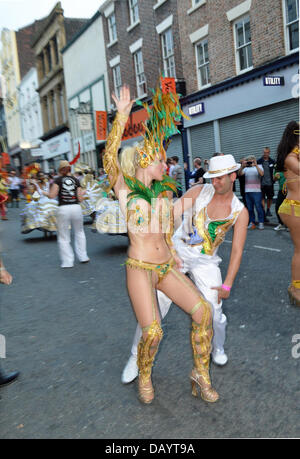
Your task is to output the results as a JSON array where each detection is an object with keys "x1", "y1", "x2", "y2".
[{"x1": 41, "y1": 131, "x2": 72, "y2": 173}]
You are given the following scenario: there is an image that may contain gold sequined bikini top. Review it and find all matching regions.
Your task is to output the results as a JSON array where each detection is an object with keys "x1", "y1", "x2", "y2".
[{"x1": 286, "y1": 146, "x2": 300, "y2": 184}]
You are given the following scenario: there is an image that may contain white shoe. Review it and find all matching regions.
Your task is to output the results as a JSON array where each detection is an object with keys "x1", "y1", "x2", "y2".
[
  {"x1": 274, "y1": 224, "x2": 285, "y2": 231},
  {"x1": 212, "y1": 349, "x2": 228, "y2": 366},
  {"x1": 121, "y1": 355, "x2": 138, "y2": 384},
  {"x1": 258, "y1": 223, "x2": 264, "y2": 230}
]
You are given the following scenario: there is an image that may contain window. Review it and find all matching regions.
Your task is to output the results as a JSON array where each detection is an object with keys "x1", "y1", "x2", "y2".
[
  {"x1": 108, "y1": 13, "x2": 117, "y2": 43},
  {"x1": 195, "y1": 39, "x2": 210, "y2": 88},
  {"x1": 46, "y1": 43, "x2": 52, "y2": 72},
  {"x1": 112, "y1": 64, "x2": 122, "y2": 98},
  {"x1": 234, "y1": 16, "x2": 253, "y2": 73},
  {"x1": 161, "y1": 28, "x2": 176, "y2": 78},
  {"x1": 54, "y1": 36, "x2": 59, "y2": 65},
  {"x1": 284, "y1": 0, "x2": 299, "y2": 52},
  {"x1": 134, "y1": 50, "x2": 147, "y2": 97},
  {"x1": 129, "y1": 0, "x2": 139, "y2": 25}
]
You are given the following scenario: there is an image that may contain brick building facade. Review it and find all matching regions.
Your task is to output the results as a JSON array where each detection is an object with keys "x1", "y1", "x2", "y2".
[
  {"x1": 101, "y1": 0, "x2": 184, "y2": 102},
  {"x1": 176, "y1": 0, "x2": 299, "y2": 194},
  {"x1": 31, "y1": 2, "x2": 88, "y2": 171}
]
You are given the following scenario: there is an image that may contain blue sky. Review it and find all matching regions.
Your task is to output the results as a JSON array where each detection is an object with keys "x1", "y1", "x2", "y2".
[{"x1": 0, "y1": 0, "x2": 105, "y2": 30}]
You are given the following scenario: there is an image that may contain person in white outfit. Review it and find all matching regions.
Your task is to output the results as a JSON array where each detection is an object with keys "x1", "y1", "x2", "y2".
[
  {"x1": 122, "y1": 154, "x2": 248, "y2": 383},
  {"x1": 44, "y1": 160, "x2": 89, "y2": 268}
]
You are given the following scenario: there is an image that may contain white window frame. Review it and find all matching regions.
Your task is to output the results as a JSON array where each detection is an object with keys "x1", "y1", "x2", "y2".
[
  {"x1": 233, "y1": 15, "x2": 253, "y2": 74},
  {"x1": 283, "y1": 0, "x2": 299, "y2": 54},
  {"x1": 133, "y1": 49, "x2": 147, "y2": 99},
  {"x1": 161, "y1": 28, "x2": 176, "y2": 78},
  {"x1": 112, "y1": 64, "x2": 122, "y2": 99},
  {"x1": 195, "y1": 38, "x2": 211, "y2": 89},
  {"x1": 128, "y1": 0, "x2": 139, "y2": 26},
  {"x1": 187, "y1": 0, "x2": 206, "y2": 15},
  {"x1": 107, "y1": 12, "x2": 117, "y2": 45}
]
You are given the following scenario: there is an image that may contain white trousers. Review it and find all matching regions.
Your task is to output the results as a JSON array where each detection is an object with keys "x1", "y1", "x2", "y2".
[
  {"x1": 130, "y1": 260, "x2": 227, "y2": 357},
  {"x1": 56, "y1": 204, "x2": 89, "y2": 267}
]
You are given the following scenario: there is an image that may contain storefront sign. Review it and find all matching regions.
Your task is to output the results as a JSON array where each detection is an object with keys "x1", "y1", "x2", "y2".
[
  {"x1": 188, "y1": 102, "x2": 205, "y2": 116},
  {"x1": 42, "y1": 132, "x2": 71, "y2": 160},
  {"x1": 95, "y1": 111, "x2": 107, "y2": 141},
  {"x1": 263, "y1": 76, "x2": 284, "y2": 86},
  {"x1": 78, "y1": 114, "x2": 92, "y2": 131}
]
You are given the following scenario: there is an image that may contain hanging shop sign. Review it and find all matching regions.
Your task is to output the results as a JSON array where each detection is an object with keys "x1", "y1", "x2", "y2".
[
  {"x1": 161, "y1": 76, "x2": 176, "y2": 94},
  {"x1": 263, "y1": 76, "x2": 285, "y2": 86},
  {"x1": 78, "y1": 113, "x2": 92, "y2": 131},
  {"x1": 122, "y1": 108, "x2": 148, "y2": 141},
  {"x1": 42, "y1": 132, "x2": 71, "y2": 160},
  {"x1": 188, "y1": 102, "x2": 205, "y2": 116},
  {"x1": 95, "y1": 111, "x2": 107, "y2": 141}
]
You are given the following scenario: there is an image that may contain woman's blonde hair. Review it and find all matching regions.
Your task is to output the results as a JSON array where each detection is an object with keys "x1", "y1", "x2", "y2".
[{"x1": 120, "y1": 143, "x2": 140, "y2": 176}]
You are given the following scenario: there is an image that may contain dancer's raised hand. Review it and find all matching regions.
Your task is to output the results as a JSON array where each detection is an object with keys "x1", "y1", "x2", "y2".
[{"x1": 112, "y1": 85, "x2": 134, "y2": 117}]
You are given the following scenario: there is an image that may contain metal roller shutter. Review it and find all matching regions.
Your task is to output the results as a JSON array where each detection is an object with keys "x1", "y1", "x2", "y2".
[
  {"x1": 220, "y1": 99, "x2": 299, "y2": 162},
  {"x1": 190, "y1": 122, "x2": 215, "y2": 161},
  {"x1": 220, "y1": 98, "x2": 299, "y2": 197}
]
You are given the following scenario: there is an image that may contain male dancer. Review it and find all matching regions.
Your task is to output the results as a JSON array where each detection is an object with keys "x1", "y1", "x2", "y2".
[{"x1": 122, "y1": 154, "x2": 248, "y2": 383}]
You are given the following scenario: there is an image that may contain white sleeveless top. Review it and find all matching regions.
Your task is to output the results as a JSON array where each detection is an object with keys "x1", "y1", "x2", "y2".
[{"x1": 174, "y1": 184, "x2": 244, "y2": 258}]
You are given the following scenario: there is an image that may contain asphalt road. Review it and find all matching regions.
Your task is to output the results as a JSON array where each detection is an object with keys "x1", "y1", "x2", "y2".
[{"x1": 0, "y1": 203, "x2": 299, "y2": 439}]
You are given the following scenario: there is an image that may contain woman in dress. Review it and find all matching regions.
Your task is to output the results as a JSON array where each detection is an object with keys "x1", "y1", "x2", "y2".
[{"x1": 103, "y1": 84, "x2": 218, "y2": 404}]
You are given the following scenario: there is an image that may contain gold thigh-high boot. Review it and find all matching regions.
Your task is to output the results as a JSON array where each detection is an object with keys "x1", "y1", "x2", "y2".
[
  {"x1": 137, "y1": 320, "x2": 163, "y2": 404},
  {"x1": 190, "y1": 300, "x2": 219, "y2": 403},
  {"x1": 137, "y1": 270, "x2": 163, "y2": 404}
]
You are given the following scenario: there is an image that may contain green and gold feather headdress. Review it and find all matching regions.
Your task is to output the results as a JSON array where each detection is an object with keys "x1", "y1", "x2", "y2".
[{"x1": 135, "y1": 78, "x2": 189, "y2": 168}]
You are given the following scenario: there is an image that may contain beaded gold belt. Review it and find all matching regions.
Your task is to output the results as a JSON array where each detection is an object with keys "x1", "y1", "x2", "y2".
[{"x1": 125, "y1": 256, "x2": 175, "y2": 282}]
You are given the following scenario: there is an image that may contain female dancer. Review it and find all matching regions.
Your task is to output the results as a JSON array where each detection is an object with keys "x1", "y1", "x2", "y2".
[
  {"x1": 103, "y1": 84, "x2": 218, "y2": 404},
  {"x1": 277, "y1": 121, "x2": 300, "y2": 305}
]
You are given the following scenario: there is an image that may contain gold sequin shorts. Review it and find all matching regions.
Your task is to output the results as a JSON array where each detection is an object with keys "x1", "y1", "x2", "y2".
[{"x1": 278, "y1": 199, "x2": 300, "y2": 217}]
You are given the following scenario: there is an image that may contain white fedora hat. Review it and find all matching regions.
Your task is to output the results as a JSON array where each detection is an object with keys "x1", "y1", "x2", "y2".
[{"x1": 203, "y1": 154, "x2": 240, "y2": 179}]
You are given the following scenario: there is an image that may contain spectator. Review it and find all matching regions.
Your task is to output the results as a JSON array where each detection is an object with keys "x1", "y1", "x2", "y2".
[
  {"x1": 191, "y1": 158, "x2": 206, "y2": 186},
  {"x1": 0, "y1": 174, "x2": 9, "y2": 220},
  {"x1": 166, "y1": 158, "x2": 173, "y2": 176},
  {"x1": 238, "y1": 157, "x2": 247, "y2": 207},
  {"x1": 7, "y1": 170, "x2": 21, "y2": 208},
  {"x1": 0, "y1": 257, "x2": 19, "y2": 387},
  {"x1": 184, "y1": 156, "x2": 201, "y2": 188},
  {"x1": 238, "y1": 155, "x2": 264, "y2": 229},
  {"x1": 257, "y1": 147, "x2": 275, "y2": 218},
  {"x1": 171, "y1": 156, "x2": 183, "y2": 197}
]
